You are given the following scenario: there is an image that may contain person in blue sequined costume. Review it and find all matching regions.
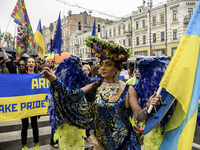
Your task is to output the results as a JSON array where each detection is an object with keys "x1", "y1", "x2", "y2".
[{"x1": 41, "y1": 36, "x2": 160, "y2": 150}]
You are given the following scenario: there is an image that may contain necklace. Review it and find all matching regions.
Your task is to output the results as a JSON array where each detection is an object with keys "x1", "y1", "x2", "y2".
[{"x1": 97, "y1": 81, "x2": 119, "y2": 102}]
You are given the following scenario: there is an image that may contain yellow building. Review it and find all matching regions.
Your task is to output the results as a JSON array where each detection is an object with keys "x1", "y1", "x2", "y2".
[
  {"x1": 69, "y1": 0, "x2": 198, "y2": 58},
  {"x1": 132, "y1": 0, "x2": 198, "y2": 56}
]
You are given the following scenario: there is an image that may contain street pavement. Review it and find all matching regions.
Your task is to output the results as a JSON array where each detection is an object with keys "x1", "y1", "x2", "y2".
[
  {"x1": 0, "y1": 115, "x2": 199, "y2": 150},
  {"x1": 0, "y1": 115, "x2": 93, "y2": 150}
]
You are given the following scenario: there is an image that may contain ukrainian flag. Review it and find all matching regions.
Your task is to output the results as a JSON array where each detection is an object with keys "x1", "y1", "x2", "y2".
[
  {"x1": 34, "y1": 19, "x2": 45, "y2": 58},
  {"x1": 159, "y1": 1, "x2": 200, "y2": 149}
]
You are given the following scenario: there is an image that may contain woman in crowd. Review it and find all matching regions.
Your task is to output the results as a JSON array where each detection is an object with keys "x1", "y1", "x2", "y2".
[
  {"x1": 41, "y1": 36, "x2": 160, "y2": 150},
  {"x1": 83, "y1": 64, "x2": 91, "y2": 77},
  {"x1": 21, "y1": 57, "x2": 40, "y2": 150},
  {"x1": 92, "y1": 64, "x2": 100, "y2": 78}
]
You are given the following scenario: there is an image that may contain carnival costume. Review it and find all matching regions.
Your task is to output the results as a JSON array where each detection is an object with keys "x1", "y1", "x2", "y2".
[{"x1": 47, "y1": 36, "x2": 175, "y2": 150}]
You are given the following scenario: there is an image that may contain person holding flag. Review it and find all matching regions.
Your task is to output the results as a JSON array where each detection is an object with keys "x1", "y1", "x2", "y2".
[{"x1": 41, "y1": 36, "x2": 160, "y2": 150}]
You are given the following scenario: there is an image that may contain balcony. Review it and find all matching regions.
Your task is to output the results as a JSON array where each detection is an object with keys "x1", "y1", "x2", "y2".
[
  {"x1": 134, "y1": 26, "x2": 148, "y2": 32},
  {"x1": 102, "y1": 36, "x2": 108, "y2": 39},
  {"x1": 123, "y1": 30, "x2": 132, "y2": 36},
  {"x1": 184, "y1": 15, "x2": 191, "y2": 24},
  {"x1": 75, "y1": 44, "x2": 79, "y2": 47}
]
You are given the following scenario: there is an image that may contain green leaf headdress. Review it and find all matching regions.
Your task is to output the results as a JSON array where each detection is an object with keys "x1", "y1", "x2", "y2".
[{"x1": 85, "y1": 36, "x2": 132, "y2": 62}]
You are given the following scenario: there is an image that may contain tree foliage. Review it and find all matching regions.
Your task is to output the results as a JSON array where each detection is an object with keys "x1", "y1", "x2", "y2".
[{"x1": 0, "y1": 32, "x2": 15, "y2": 47}]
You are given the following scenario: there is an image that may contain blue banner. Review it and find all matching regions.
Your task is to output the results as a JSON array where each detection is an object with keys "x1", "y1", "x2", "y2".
[{"x1": 0, "y1": 74, "x2": 50, "y2": 122}]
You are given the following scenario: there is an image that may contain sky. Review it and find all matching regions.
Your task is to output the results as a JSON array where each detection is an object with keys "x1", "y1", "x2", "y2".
[{"x1": 0, "y1": 0, "x2": 166, "y2": 36}]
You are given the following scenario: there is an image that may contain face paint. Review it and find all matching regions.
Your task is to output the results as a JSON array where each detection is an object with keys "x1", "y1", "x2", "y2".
[{"x1": 100, "y1": 60, "x2": 114, "y2": 71}]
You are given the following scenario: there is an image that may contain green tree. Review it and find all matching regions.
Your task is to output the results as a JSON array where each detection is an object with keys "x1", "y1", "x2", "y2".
[
  {"x1": 68, "y1": 10, "x2": 72, "y2": 16},
  {"x1": 0, "y1": 32, "x2": 15, "y2": 47}
]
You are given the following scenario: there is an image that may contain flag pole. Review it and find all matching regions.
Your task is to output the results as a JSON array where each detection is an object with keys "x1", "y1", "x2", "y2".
[
  {"x1": 1, "y1": 17, "x2": 12, "y2": 45},
  {"x1": 147, "y1": 86, "x2": 163, "y2": 114}
]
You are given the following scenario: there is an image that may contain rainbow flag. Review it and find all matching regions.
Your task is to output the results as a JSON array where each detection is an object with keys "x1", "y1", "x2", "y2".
[
  {"x1": 11, "y1": 0, "x2": 34, "y2": 61},
  {"x1": 159, "y1": 1, "x2": 200, "y2": 149},
  {"x1": 34, "y1": 20, "x2": 45, "y2": 58}
]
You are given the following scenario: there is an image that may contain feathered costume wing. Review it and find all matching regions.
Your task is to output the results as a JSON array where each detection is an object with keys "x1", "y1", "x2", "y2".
[
  {"x1": 132, "y1": 56, "x2": 178, "y2": 149},
  {"x1": 47, "y1": 56, "x2": 99, "y2": 150}
]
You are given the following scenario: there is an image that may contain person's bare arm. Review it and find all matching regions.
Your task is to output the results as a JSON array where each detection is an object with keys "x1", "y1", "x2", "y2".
[
  {"x1": 0, "y1": 44, "x2": 9, "y2": 60},
  {"x1": 128, "y1": 86, "x2": 160, "y2": 122},
  {"x1": 81, "y1": 82, "x2": 97, "y2": 94}
]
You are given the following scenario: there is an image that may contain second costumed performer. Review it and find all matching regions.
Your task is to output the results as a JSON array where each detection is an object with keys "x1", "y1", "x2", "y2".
[{"x1": 41, "y1": 36, "x2": 160, "y2": 150}]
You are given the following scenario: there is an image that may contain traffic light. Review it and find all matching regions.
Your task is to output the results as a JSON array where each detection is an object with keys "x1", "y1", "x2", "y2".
[
  {"x1": 98, "y1": 24, "x2": 100, "y2": 32},
  {"x1": 78, "y1": 22, "x2": 81, "y2": 30}
]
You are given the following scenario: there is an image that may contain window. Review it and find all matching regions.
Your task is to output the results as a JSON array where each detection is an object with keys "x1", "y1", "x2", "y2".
[
  {"x1": 118, "y1": 27, "x2": 121, "y2": 35},
  {"x1": 128, "y1": 24, "x2": 131, "y2": 32},
  {"x1": 188, "y1": 8, "x2": 193, "y2": 19},
  {"x1": 143, "y1": 35, "x2": 146, "y2": 44},
  {"x1": 136, "y1": 21, "x2": 139, "y2": 30},
  {"x1": 153, "y1": 33, "x2": 156, "y2": 43},
  {"x1": 114, "y1": 28, "x2": 116, "y2": 36},
  {"x1": 128, "y1": 38, "x2": 131, "y2": 46},
  {"x1": 161, "y1": 14, "x2": 164, "y2": 24},
  {"x1": 142, "y1": 19, "x2": 146, "y2": 28},
  {"x1": 172, "y1": 48, "x2": 177, "y2": 56},
  {"x1": 136, "y1": 37, "x2": 139, "y2": 45},
  {"x1": 155, "y1": 49, "x2": 165, "y2": 56},
  {"x1": 106, "y1": 31, "x2": 108, "y2": 38},
  {"x1": 173, "y1": 29, "x2": 177, "y2": 40},
  {"x1": 135, "y1": 51, "x2": 147, "y2": 56},
  {"x1": 123, "y1": 25, "x2": 125, "y2": 33},
  {"x1": 161, "y1": 31, "x2": 165, "y2": 41},
  {"x1": 123, "y1": 39, "x2": 126, "y2": 46},
  {"x1": 153, "y1": 16, "x2": 156, "y2": 26},
  {"x1": 173, "y1": 10, "x2": 177, "y2": 21},
  {"x1": 109, "y1": 30, "x2": 112, "y2": 37}
]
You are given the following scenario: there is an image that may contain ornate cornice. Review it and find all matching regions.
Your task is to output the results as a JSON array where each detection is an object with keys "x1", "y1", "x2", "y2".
[
  {"x1": 170, "y1": 4, "x2": 180, "y2": 9},
  {"x1": 186, "y1": 2, "x2": 196, "y2": 5}
]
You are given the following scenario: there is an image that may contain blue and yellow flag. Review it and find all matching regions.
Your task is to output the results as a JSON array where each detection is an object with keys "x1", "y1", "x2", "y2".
[
  {"x1": 52, "y1": 12, "x2": 63, "y2": 56},
  {"x1": 0, "y1": 74, "x2": 50, "y2": 122},
  {"x1": 34, "y1": 19, "x2": 45, "y2": 58},
  {"x1": 159, "y1": 1, "x2": 200, "y2": 149}
]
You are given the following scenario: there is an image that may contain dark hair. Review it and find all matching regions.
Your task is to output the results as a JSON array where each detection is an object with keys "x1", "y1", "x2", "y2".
[
  {"x1": 85, "y1": 59, "x2": 122, "y2": 102},
  {"x1": 92, "y1": 65, "x2": 100, "y2": 78},
  {"x1": 25, "y1": 57, "x2": 37, "y2": 73}
]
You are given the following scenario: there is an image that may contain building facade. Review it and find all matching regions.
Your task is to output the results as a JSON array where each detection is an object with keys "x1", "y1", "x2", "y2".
[
  {"x1": 69, "y1": 16, "x2": 133, "y2": 58},
  {"x1": 70, "y1": 0, "x2": 198, "y2": 58},
  {"x1": 42, "y1": 11, "x2": 110, "y2": 53},
  {"x1": 132, "y1": 0, "x2": 198, "y2": 56},
  {"x1": 42, "y1": 0, "x2": 198, "y2": 58}
]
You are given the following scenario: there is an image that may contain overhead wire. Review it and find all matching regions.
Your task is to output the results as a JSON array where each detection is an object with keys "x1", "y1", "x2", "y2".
[
  {"x1": 56, "y1": 0, "x2": 195, "y2": 25},
  {"x1": 55, "y1": 0, "x2": 122, "y2": 19}
]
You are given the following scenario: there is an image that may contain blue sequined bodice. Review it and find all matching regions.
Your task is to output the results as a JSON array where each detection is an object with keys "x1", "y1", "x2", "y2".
[{"x1": 94, "y1": 85, "x2": 140, "y2": 150}]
